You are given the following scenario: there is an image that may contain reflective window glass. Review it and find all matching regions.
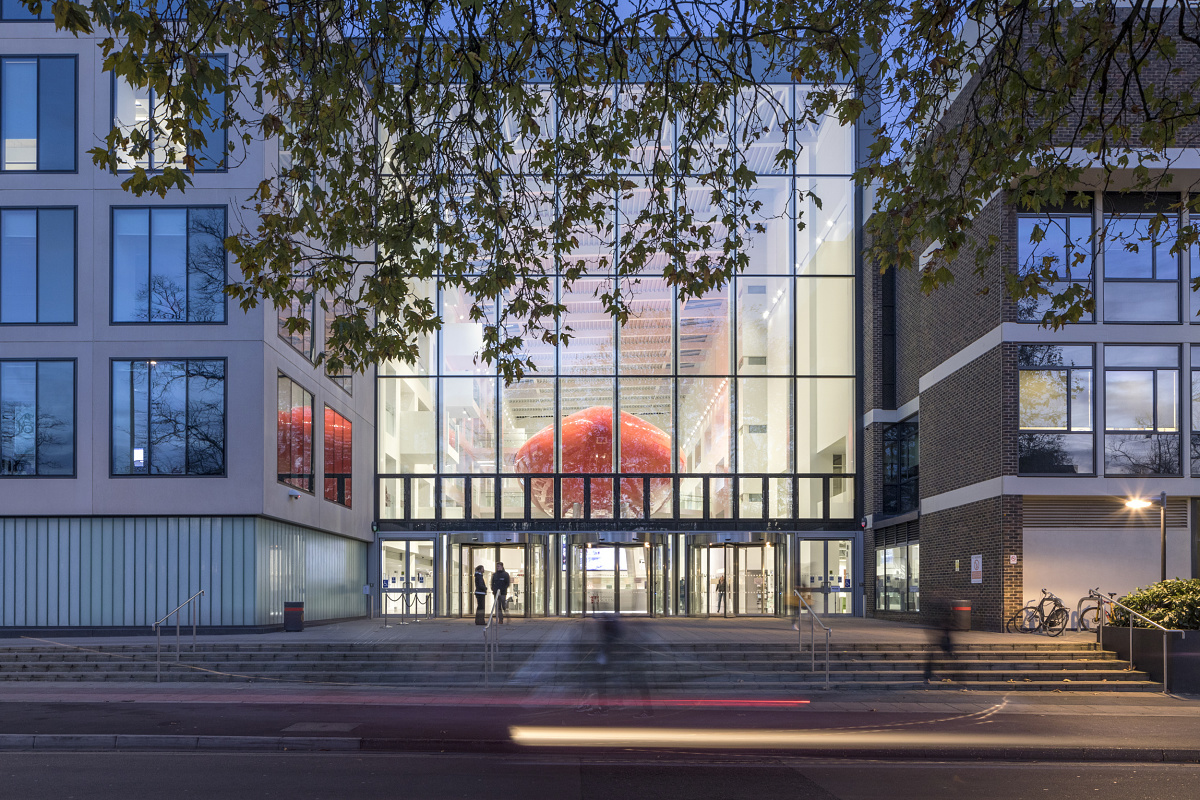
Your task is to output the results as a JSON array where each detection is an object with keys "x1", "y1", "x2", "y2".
[
  {"x1": 1, "y1": 360, "x2": 74, "y2": 476},
  {"x1": 1016, "y1": 212, "x2": 1093, "y2": 322},
  {"x1": 323, "y1": 407, "x2": 352, "y2": 507},
  {"x1": 1103, "y1": 212, "x2": 1179, "y2": 323},
  {"x1": 111, "y1": 359, "x2": 224, "y2": 475},
  {"x1": 2, "y1": 0, "x2": 55, "y2": 19},
  {"x1": 112, "y1": 55, "x2": 226, "y2": 171},
  {"x1": 1018, "y1": 344, "x2": 1094, "y2": 475},
  {"x1": 111, "y1": 207, "x2": 226, "y2": 323},
  {"x1": 1, "y1": 57, "x2": 75, "y2": 171},
  {"x1": 277, "y1": 374, "x2": 314, "y2": 492},
  {"x1": 1104, "y1": 345, "x2": 1180, "y2": 476}
]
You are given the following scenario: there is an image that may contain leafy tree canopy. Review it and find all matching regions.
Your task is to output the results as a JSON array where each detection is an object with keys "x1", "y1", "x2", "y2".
[{"x1": 28, "y1": 0, "x2": 1200, "y2": 379}]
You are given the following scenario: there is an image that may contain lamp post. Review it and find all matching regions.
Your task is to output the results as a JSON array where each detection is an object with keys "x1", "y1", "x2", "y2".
[{"x1": 1125, "y1": 491, "x2": 1167, "y2": 582}]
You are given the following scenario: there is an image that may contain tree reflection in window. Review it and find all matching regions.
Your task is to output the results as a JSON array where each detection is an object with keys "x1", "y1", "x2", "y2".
[
  {"x1": 112, "y1": 207, "x2": 226, "y2": 323},
  {"x1": 1017, "y1": 344, "x2": 1094, "y2": 475},
  {"x1": 1103, "y1": 345, "x2": 1180, "y2": 476},
  {"x1": 0, "y1": 360, "x2": 74, "y2": 476},
  {"x1": 111, "y1": 359, "x2": 225, "y2": 475}
]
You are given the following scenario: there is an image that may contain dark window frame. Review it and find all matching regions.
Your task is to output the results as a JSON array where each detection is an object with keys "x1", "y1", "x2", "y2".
[
  {"x1": 1015, "y1": 210, "x2": 1095, "y2": 324},
  {"x1": 881, "y1": 415, "x2": 918, "y2": 514},
  {"x1": 108, "y1": 357, "x2": 228, "y2": 477},
  {"x1": 322, "y1": 296, "x2": 353, "y2": 394},
  {"x1": 277, "y1": 371, "x2": 315, "y2": 494},
  {"x1": 1102, "y1": 208, "x2": 1182, "y2": 324},
  {"x1": 0, "y1": 54, "x2": 78, "y2": 173},
  {"x1": 323, "y1": 404, "x2": 352, "y2": 507},
  {"x1": 1103, "y1": 344, "x2": 1181, "y2": 477},
  {"x1": 0, "y1": 205, "x2": 77, "y2": 325},
  {"x1": 0, "y1": 357, "x2": 76, "y2": 478},
  {"x1": 1017, "y1": 343, "x2": 1096, "y2": 477},
  {"x1": 109, "y1": 204, "x2": 228, "y2": 325},
  {"x1": 278, "y1": 288, "x2": 317, "y2": 362},
  {"x1": 108, "y1": 53, "x2": 228, "y2": 173}
]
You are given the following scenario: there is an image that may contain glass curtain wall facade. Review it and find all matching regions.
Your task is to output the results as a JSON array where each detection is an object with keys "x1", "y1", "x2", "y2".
[{"x1": 376, "y1": 83, "x2": 858, "y2": 616}]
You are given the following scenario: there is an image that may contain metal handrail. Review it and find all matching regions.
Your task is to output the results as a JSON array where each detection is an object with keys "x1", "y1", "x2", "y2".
[
  {"x1": 793, "y1": 590, "x2": 831, "y2": 687},
  {"x1": 151, "y1": 589, "x2": 205, "y2": 683},
  {"x1": 483, "y1": 589, "x2": 502, "y2": 683},
  {"x1": 1090, "y1": 589, "x2": 1170, "y2": 694}
]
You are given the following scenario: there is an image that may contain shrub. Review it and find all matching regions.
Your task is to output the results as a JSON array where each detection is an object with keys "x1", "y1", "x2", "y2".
[{"x1": 1108, "y1": 579, "x2": 1200, "y2": 630}]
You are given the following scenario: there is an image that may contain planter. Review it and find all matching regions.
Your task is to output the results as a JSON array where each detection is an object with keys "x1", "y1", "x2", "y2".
[{"x1": 1099, "y1": 626, "x2": 1200, "y2": 693}]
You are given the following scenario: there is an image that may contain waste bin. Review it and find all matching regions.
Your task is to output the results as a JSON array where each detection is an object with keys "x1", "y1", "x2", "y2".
[
  {"x1": 951, "y1": 599, "x2": 972, "y2": 631},
  {"x1": 284, "y1": 601, "x2": 304, "y2": 632}
]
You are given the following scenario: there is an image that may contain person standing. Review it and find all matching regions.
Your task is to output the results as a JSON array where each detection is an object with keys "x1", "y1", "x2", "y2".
[
  {"x1": 715, "y1": 574, "x2": 727, "y2": 614},
  {"x1": 473, "y1": 565, "x2": 487, "y2": 625},
  {"x1": 491, "y1": 561, "x2": 512, "y2": 624}
]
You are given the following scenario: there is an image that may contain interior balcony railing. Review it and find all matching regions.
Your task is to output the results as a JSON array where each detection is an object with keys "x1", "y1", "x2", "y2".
[{"x1": 376, "y1": 472, "x2": 855, "y2": 530}]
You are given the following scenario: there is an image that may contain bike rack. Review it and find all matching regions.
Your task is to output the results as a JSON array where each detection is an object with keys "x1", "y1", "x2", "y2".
[{"x1": 1090, "y1": 589, "x2": 1171, "y2": 695}]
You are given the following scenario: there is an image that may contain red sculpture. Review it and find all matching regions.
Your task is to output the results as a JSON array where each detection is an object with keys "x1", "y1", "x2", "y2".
[{"x1": 514, "y1": 406, "x2": 682, "y2": 516}]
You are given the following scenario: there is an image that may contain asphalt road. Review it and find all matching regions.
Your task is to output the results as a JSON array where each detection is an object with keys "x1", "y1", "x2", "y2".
[
  {"x1": 3, "y1": 752, "x2": 1200, "y2": 800},
  {"x1": 3, "y1": 697, "x2": 1200, "y2": 758}
]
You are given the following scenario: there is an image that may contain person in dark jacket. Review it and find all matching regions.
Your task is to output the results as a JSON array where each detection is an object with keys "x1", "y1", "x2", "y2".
[
  {"x1": 491, "y1": 562, "x2": 511, "y2": 624},
  {"x1": 473, "y1": 565, "x2": 487, "y2": 625}
]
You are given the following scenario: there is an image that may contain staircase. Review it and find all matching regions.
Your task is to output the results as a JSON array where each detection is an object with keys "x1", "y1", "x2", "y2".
[{"x1": 0, "y1": 639, "x2": 1161, "y2": 691}]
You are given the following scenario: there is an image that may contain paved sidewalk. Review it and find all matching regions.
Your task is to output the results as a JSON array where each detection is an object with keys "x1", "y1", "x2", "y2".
[{"x1": 0, "y1": 614, "x2": 1097, "y2": 648}]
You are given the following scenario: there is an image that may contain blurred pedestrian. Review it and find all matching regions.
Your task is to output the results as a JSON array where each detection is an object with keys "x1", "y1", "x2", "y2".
[
  {"x1": 923, "y1": 594, "x2": 957, "y2": 683},
  {"x1": 491, "y1": 561, "x2": 511, "y2": 624},
  {"x1": 473, "y1": 565, "x2": 487, "y2": 625},
  {"x1": 715, "y1": 574, "x2": 727, "y2": 613},
  {"x1": 593, "y1": 615, "x2": 652, "y2": 716}
]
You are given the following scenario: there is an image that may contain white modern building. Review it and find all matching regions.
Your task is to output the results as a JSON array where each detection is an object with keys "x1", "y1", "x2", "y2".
[{"x1": 0, "y1": 13, "x2": 375, "y2": 632}]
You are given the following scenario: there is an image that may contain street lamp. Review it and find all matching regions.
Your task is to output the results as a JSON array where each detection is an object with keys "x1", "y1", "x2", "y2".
[{"x1": 1125, "y1": 491, "x2": 1167, "y2": 582}]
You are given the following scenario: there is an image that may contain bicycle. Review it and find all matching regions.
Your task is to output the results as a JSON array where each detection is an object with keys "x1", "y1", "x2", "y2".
[
  {"x1": 1006, "y1": 588, "x2": 1069, "y2": 636},
  {"x1": 1075, "y1": 589, "x2": 1115, "y2": 632}
]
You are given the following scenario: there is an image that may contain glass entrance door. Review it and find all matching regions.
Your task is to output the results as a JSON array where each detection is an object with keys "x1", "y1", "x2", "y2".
[
  {"x1": 381, "y1": 540, "x2": 436, "y2": 615},
  {"x1": 796, "y1": 539, "x2": 854, "y2": 615},
  {"x1": 736, "y1": 545, "x2": 775, "y2": 615},
  {"x1": 454, "y1": 544, "x2": 528, "y2": 618},
  {"x1": 571, "y1": 544, "x2": 653, "y2": 614},
  {"x1": 692, "y1": 544, "x2": 776, "y2": 616}
]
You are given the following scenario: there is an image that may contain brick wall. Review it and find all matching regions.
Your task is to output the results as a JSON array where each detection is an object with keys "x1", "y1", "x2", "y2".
[
  {"x1": 919, "y1": 343, "x2": 1018, "y2": 497},
  {"x1": 919, "y1": 495, "x2": 1023, "y2": 631}
]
